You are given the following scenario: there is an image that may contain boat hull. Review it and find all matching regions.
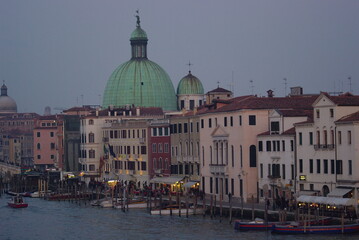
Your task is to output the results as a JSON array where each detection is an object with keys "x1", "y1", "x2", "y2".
[
  {"x1": 234, "y1": 217, "x2": 332, "y2": 231},
  {"x1": 151, "y1": 207, "x2": 203, "y2": 216},
  {"x1": 234, "y1": 221, "x2": 276, "y2": 230},
  {"x1": 8, "y1": 202, "x2": 28, "y2": 208},
  {"x1": 272, "y1": 223, "x2": 359, "y2": 234}
]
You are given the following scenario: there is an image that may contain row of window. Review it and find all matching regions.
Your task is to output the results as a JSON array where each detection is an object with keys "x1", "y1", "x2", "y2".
[
  {"x1": 258, "y1": 140, "x2": 294, "y2": 152},
  {"x1": 299, "y1": 159, "x2": 352, "y2": 175},
  {"x1": 36, "y1": 154, "x2": 55, "y2": 160},
  {"x1": 152, "y1": 143, "x2": 169, "y2": 153},
  {"x1": 36, "y1": 132, "x2": 55, "y2": 137},
  {"x1": 298, "y1": 130, "x2": 352, "y2": 146},
  {"x1": 200, "y1": 115, "x2": 256, "y2": 129},
  {"x1": 171, "y1": 142, "x2": 200, "y2": 157},
  {"x1": 201, "y1": 144, "x2": 256, "y2": 168},
  {"x1": 171, "y1": 163, "x2": 200, "y2": 175},
  {"x1": 315, "y1": 108, "x2": 334, "y2": 118},
  {"x1": 113, "y1": 160, "x2": 147, "y2": 171},
  {"x1": 0, "y1": 121, "x2": 34, "y2": 126},
  {"x1": 152, "y1": 127, "x2": 170, "y2": 136},
  {"x1": 170, "y1": 122, "x2": 199, "y2": 134},
  {"x1": 107, "y1": 129, "x2": 146, "y2": 140},
  {"x1": 259, "y1": 163, "x2": 295, "y2": 180},
  {"x1": 207, "y1": 177, "x2": 235, "y2": 195},
  {"x1": 81, "y1": 146, "x2": 148, "y2": 158},
  {"x1": 40, "y1": 122, "x2": 57, "y2": 127},
  {"x1": 36, "y1": 143, "x2": 56, "y2": 150}
]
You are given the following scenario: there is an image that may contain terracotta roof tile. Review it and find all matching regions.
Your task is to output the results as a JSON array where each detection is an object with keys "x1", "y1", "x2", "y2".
[
  {"x1": 207, "y1": 87, "x2": 232, "y2": 93},
  {"x1": 328, "y1": 95, "x2": 359, "y2": 106},
  {"x1": 213, "y1": 95, "x2": 318, "y2": 113},
  {"x1": 336, "y1": 111, "x2": 359, "y2": 123}
]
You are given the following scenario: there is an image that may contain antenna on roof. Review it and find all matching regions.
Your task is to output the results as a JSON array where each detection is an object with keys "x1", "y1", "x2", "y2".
[
  {"x1": 284, "y1": 78, "x2": 287, "y2": 96},
  {"x1": 217, "y1": 81, "x2": 220, "y2": 88},
  {"x1": 348, "y1": 76, "x2": 352, "y2": 93},
  {"x1": 250, "y1": 79, "x2": 254, "y2": 95}
]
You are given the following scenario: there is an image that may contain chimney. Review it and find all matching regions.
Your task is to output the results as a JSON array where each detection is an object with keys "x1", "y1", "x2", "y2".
[
  {"x1": 267, "y1": 89, "x2": 274, "y2": 98},
  {"x1": 136, "y1": 107, "x2": 140, "y2": 116}
]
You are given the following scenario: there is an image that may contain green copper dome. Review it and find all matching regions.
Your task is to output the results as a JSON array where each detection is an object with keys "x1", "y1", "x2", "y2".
[
  {"x1": 177, "y1": 71, "x2": 204, "y2": 95},
  {"x1": 103, "y1": 59, "x2": 177, "y2": 111},
  {"x1": 130, "y1": 27, "x2": 147, "y2": 40},
  {"x1": 102, "y1": 13, "x2": 177, "y2": 111}
]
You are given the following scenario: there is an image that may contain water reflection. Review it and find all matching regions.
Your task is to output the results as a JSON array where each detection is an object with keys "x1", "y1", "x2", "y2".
[{"x1": 0, "y1": 196, "x2": 358, "y2": 240}]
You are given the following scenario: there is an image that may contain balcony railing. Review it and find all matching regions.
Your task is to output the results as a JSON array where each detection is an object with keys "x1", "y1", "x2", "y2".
[
  {"x1": 209, "y1": 164, "x2": 228, "y2": 175},
  {"x1": 314, "y1": 144, "x2": 335, "y2": 150}
]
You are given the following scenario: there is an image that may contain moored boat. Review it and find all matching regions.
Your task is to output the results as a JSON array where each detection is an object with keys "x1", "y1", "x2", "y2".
[
  {"x1": 272, "y1": 222, "x2": 359, "y2": 234},
  {"x1": 234, "y1": 217, "x2": 332, "y2": 231},
  {"x1": 7, "y1": 195, "x2": 28, "y2": 208},
  {"x1": 234, "y1": 218, "x2": 281, "y2": 231},
  {"x1": 150, "y1": 205, "x2": 203, "y2": 215}
]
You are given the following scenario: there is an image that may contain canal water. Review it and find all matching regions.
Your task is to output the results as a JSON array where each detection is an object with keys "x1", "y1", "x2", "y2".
[{"x1": 1, "y1": 195, "x2": 358, "y2": 240}]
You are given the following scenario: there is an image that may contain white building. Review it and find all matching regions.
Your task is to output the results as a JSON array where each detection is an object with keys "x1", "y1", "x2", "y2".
[
  {"x1": 295, "y1": 93, "x2": 359, "y2": 198},
  {"x1": 257, "y1": 109, "x2": 311, "y2": 204}
]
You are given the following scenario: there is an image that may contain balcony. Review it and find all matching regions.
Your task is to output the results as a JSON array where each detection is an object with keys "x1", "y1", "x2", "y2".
[
  {"x1": 209, "y1": 164, "x2": 228, "y2": 175},
  {"x1": 314, "y1": 144, "x2": 335, "y2": 151},
  {"x1": 139, "y1": 138, "x2": 145, "y2": 144},
  {"x1": 103, "y1": 137, "x2": 109, "y2": 143}
]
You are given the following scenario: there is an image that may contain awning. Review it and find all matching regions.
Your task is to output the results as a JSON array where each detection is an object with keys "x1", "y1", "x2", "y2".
[
  {"x1": 184, "y1": 181, "x2": 199, "y2": 188},
  {"x1": 150, "y1": 176, "x2": 184, "y2": 184},
  {"x1": 295, "y1": 190, "x2": 319, "y2": 197},
  {"x1": 297, "y1": 195, "x2": 356, "y2": 206},
  {"x1": 327, "y1": 188, "x2": 353, "y2": 197}
]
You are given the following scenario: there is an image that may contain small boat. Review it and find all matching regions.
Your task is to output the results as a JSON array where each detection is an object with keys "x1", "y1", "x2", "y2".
[
  {"x1": 8, "y1": 195, "x2": 28, "y2": 208},
  {"x1": 272, "y1": 223, "x2": 359, "y2": 234},
  {"x1": 234, "y1": 218, "x2": 282, "y2": 231},
  {"x1": 234, "y1": 217, "x2": 332, "y2": 231},
  {"x1": 150, "y1": 205, "x2": 203, "y2": 216}
]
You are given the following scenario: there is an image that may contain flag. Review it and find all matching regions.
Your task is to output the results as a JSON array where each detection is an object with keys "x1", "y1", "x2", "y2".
[
  {"x1": 109, "y1": 144, "x2": 116, "y2": 157},
  {"x1": 103, "y1": 144, "x2": 109, "y2": 155}
]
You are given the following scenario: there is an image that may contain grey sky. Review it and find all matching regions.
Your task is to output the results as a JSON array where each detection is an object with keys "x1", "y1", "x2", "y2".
[{"x1": 1, "y1": 0, "x2": 358, "y2": 114}]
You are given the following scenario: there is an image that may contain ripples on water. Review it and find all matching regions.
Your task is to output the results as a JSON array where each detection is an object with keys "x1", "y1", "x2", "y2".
[{"x1": 1, "y1": 196, "x2": 358, "y2": 240}]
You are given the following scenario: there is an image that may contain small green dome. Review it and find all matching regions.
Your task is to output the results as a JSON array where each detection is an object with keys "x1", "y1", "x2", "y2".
[
  {"x1": 177, "y1": 71, "x2": 204, "y2": 95},
  {"x1": 130, "y1": 27, "x2": 148, "y2": 40}
]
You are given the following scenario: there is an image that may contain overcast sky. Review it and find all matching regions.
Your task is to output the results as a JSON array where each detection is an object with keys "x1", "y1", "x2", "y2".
[{"x1": 1, "y1": 0, "x2": 358, "y2": 114}]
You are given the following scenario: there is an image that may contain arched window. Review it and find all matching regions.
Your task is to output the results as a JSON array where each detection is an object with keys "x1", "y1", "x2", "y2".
[
  {"x1": 153, "y1": 158, "x2": 157, "y2": 169},
  {"x1": 89, "y1": 119, "x2": 94, "y2": 125},
  {"x1": 249, "y1": 145, "x2": 257, "y2": 167},
  {"x1": 89, "y1": 149, "x2": 95, "y2": 158},
  {"x1": 165, "y1": 158, "x2": 169, "y2": 170},
  {"x1": 89, "y1": 133, "x2": 95, "y2": 143},
  {"x1": 159, "y1": 157, "x2": 163, "y2": 169}
]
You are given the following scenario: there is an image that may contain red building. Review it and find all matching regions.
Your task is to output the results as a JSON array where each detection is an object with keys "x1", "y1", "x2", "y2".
[{"x1": 148, "y1": 119, "x2": 171, "y2": 178}]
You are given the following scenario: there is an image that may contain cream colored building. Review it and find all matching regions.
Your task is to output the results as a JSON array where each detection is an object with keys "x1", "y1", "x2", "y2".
[
  {"x1": 295, "y1": 93, "x2": 359, "y2": 197},
  {"x1": 257, "y1": 109, "x2": 311, "y2": 204},
  {"x1": 199, "y1": 95, "x2": 317, "y2": 202}
]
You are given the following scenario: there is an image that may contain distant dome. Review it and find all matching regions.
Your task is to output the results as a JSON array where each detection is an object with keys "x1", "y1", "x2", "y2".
[
  {"x1": 0, "y1": 84, "x2": 17, "y2": 113},
  {"x1": 102, "y1": 13, "x2": 177, "y2": 111},
  {"x1": 177, "y1": 71, "x2": 204, "y2": 95}
]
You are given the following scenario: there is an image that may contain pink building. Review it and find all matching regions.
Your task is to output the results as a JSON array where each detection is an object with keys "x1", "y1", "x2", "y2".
[{"x1": 33, "y1": 115, "x2": 64, "y2": 171}]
